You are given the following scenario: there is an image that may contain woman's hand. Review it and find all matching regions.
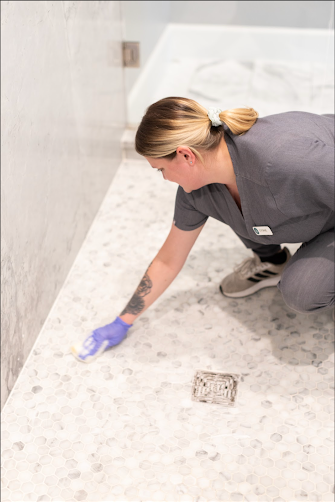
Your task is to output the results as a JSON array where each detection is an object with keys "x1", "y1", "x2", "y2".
[
  {"x1": 71, "y1": 316, "x2": 132, "y2": 363},
  {"x1": 71, "y1": 222, "x2": 205, "y2": 363}
]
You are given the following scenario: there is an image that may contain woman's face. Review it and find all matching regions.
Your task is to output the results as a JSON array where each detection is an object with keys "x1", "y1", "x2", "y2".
[{"x1": 145, "y1": 147, "x2": 206, "y2": 193}]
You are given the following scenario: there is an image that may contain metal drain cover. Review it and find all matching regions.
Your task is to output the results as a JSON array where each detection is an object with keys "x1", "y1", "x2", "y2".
[{"x1": 192, "y1": 370, "x2": 239, "y2": 406}]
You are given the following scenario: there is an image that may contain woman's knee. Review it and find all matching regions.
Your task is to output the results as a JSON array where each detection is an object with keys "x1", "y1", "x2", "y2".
[
  {"x1": 277, "y1": 270, "x2": 334, "y2": 314},
  {"x1": 277, "y1": 231, "x2": 335, "y2": 313}
]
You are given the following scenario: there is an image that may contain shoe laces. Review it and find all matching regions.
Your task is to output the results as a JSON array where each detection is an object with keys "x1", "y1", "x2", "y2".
[{"x1": 233, "y1": 256, "x2": 271, "y2": 279}]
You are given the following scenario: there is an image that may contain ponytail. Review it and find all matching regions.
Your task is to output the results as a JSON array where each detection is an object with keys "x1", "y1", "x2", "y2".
[
  {"x1": 135, "y1": 97, "x2": 258, "y2": 162},
  {"x1": 219, "y1": 107, "x2": 259, "y2": 135}
]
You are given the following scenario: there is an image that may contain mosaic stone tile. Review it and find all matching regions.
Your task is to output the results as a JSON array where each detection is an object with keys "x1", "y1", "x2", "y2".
[{"x1": 1, "y1": 158, "x2": 334, "y2": 501}]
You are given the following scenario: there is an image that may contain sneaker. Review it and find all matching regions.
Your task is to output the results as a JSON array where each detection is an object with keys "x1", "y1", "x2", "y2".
[
  {"x1": 71, "y1": 332, "x2": 115, "y2": 364},
  {"x1": 219, "y1": 247, "x2": 291, "y2": 298}
]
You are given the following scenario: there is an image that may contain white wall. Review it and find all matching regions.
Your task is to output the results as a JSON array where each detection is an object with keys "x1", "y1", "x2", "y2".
[
  {"x1": 120, "y1": 1, "x2": 170, "y2": 101},
  {"x1": 170, "y1": 1, "x2": 334, "y2": 29},
  {"x1": 1, "y1": 1, "x2": 126, "y2": 409}
]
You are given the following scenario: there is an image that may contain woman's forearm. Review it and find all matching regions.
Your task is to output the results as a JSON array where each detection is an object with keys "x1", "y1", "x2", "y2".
[{"x1": 118, "y1": 258, "x2": 180, "y2": 325}]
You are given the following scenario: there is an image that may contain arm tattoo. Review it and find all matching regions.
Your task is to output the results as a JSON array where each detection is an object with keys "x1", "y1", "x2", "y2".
[{"x1": 120, "y1": 263, "x2": 153, "y2": 316}]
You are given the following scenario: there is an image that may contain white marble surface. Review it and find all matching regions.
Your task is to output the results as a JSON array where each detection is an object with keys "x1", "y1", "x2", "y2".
[
  {"x1": 128, "y1": 23, "x2": 334, "y2": 124},
  {"x1": 150, "y1": 57, "x2": 334, "y2": 118},
  {"x1": 1, "y1": 160, "x2": 334, "y2": 501}
]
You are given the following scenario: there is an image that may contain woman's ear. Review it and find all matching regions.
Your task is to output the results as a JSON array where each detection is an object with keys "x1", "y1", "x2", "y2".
[{"x1": 177, "y1": 146, "x2": 195, "y2": 165}]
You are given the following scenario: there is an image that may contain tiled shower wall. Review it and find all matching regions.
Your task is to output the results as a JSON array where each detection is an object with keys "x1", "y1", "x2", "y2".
[{"x1": 1, "y1": 0, "x2": 126, "y2": 410}]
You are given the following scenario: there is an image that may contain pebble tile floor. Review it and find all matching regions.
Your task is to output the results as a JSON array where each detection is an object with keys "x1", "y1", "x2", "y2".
[
  {"x1": 2, "y1": 160, "x2": 334, "y2": 502},
  {"x1": 2, "y1": 58, "x2": 334, "y2": 502}
]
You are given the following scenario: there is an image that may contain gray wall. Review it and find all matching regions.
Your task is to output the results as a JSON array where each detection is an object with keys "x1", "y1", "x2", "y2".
[
  {"x1": 1, "y1": 1, "x2": 126, "y2": 410},
  {"x1": 170, "y1": 1, "x2": 334, "y2": 29},
  {"x1": 121, "y1": 1, "x2": 170, "y2": 99}
]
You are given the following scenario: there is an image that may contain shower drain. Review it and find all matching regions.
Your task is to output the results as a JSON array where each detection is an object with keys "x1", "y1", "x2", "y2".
[{"x1": 191, "y1": 370, "x2": 240, "y2": 406}]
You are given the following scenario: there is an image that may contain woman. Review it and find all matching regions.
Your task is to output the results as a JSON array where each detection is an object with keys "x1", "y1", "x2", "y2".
[{"x1": 72, "y1": 97, "x2": 334, "y2": 363}]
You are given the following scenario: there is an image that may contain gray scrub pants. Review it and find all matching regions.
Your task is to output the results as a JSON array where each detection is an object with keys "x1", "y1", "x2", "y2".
[{"x1": 252, "y1": 229, "x2": 335, "y2": 314}]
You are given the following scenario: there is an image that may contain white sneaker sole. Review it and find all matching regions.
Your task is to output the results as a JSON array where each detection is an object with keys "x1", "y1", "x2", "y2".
[{"x1": 220, "y1": 275, "x2": 281, "y2": 298}]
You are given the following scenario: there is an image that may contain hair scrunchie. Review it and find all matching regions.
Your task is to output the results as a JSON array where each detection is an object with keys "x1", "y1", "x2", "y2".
[{"x1": 207, "y1": 107, "x2": 223, "y2": 127}]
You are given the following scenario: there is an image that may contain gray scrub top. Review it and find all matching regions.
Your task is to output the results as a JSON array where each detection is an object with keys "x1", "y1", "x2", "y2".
[{"x1": 173, "y1": 111, "x2": 334, "y2": 248}]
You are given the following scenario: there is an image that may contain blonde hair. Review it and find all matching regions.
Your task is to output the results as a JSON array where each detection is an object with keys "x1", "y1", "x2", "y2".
[{"x1": 135, "y1": 97, "x2": 258, "y2": 164}]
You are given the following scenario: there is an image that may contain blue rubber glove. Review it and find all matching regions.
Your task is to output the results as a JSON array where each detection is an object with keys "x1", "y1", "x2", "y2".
[{"x1": 71, "y1": 316, "x2": 132, "y2": 363}]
